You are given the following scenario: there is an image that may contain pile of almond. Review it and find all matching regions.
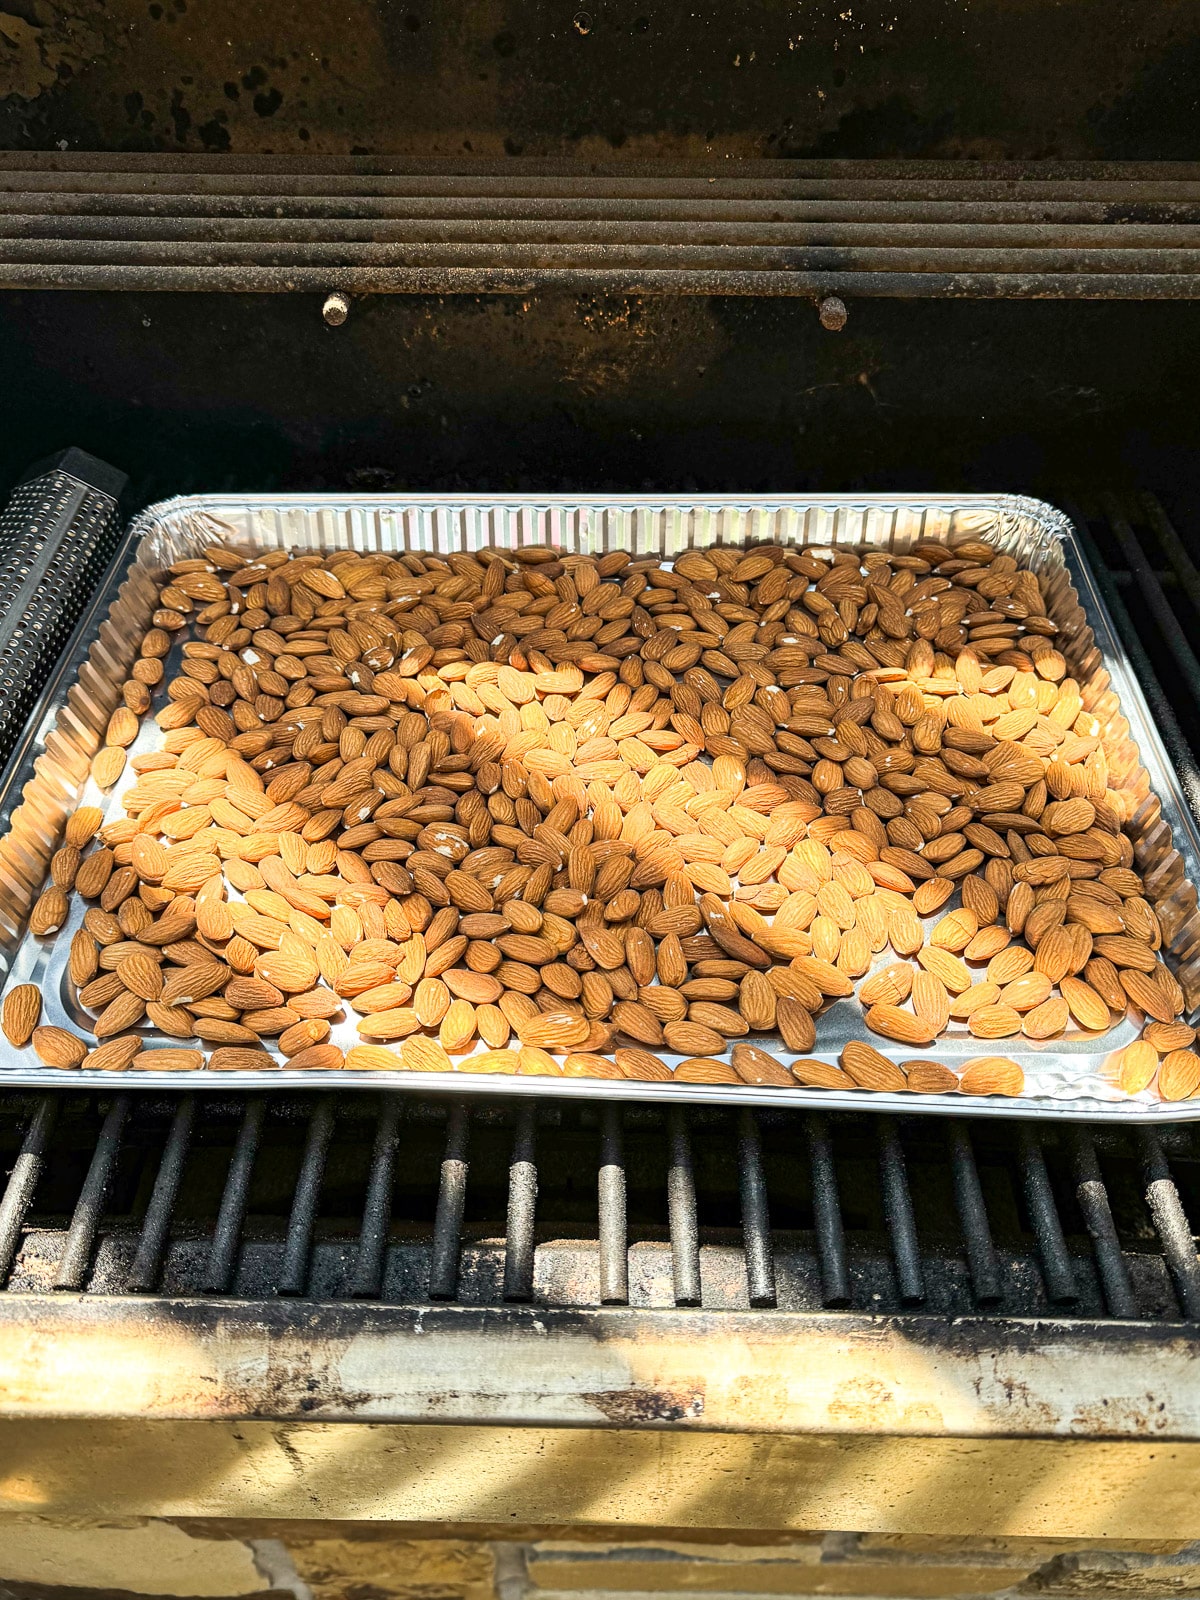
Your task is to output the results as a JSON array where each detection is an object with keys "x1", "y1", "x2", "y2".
[{"x1": 2, "y1": 532, "x2": 1194, "y2": 1102}]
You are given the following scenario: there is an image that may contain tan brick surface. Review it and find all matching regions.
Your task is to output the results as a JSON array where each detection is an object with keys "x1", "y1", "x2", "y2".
[{"x1": 286, "y1": 1536, "x2": 496, "y2": 1600}]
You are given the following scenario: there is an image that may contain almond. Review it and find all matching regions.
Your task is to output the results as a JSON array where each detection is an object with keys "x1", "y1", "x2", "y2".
[
  {"x1": 731, "y1": 1041, "x2": 795, "y2": 1087},
  {"x1": 1033, "y1": 927, "x2": 1073, "y2": 985},
  {"x1": 287, "y1": 1043, "x2": 346, "y2": 1070},
  {"x1": 563, "y1": 1053, "x2": 623, "y2": 1079},
  {"x1": 208, "y1": 1046, "x2": 277, "y2": 1070},
  {"x1": 664, "y1": 1019, "x2": 726, "y2": 1055},
  {"x1": 1157, "y1": 1049, "x2": 1200, "y2": 1101},
  {"x1": 790, "y1": 1058, "x2": 856, "y2": 1090},
  {"x1": 29, "y1": 887, "x2": 69, "y2": 937},
  {"x1": 1143, "y1": 1021, "x2": 1197, "y2": 1053},
  {"x1": 400, "y1": 1035, "x2": 454, "y2": 1073},
  {"x1": 673, "y1": 1055, "x2": 741, "y2": 1084},
  {"x1": 118, "y1": 951, "x2": 165, "y2": 1001},
  {"x1": 91, "y1": 746, "x2": 128, "y2": 789},
  {"x1": 65, "y1": 806, "x2": 104, "y2": 849},
  {"x1": 32, "y1": 1026, "x2": 87, "y2": 1067},
  {"x1": 1120, "y1": 969, "x2": 1177, "y2": 1024},
  {"x1": 911, "y1": 970, "x2": 950, "y2": 1033},
  {"x1": 841, "y1": 1039, "x2": 908, "y2": 1091},
  {"x1": 959, "y1": 1056, "x2": 1025, "y2": 1096},
  {"x1": 776, "y1": 996, "x2": 816, "y2": 1052},
  {"x1": 902, "y1": 1059, "x2": 960, "y2": 1094},
  {"x1": 2, "y1": 985, "x2": 41, "y2": 1047},
  {"x1": 356, "y1": 1004, "x2": 422, "y2": 1043},
  {"x1": 69, "y1": 929, "x2": 99, "y2": 987},
  {"x1": 968, "y1": 1003, "x2": 1023, "y2": 1039},
  {"x1": 1022, "y1": 996, "x2": 1069, "y2": 1039},
  {"x1": 131, "y1": 1048, "x2": 204, "y2": 1071},
  {"x1": 859, "y1": 962, "x2": 913, "y2": 1007},
  {"x1": 106, "y1": 706, "x2": 140, "y2": 747},
  {"x1": 914, "y1": 945, "x2": 972, "y2": 994},
  {"x1": 85, "y1": 1034, "x2": 143, "y2": 1071},
  {"x1": 999, "y1": 971, "x2": 1053, "y2": 1012},
  {"x1": 864, "y1": 1005, "x2": 939, "y2": 1046},
  {"x1": 93, "y1": 990, "x2": 147, "y2": 1037},
  {"x1": 1059, "y1": 976, "x2": 1111, "y2": 1032},
  {"x1": 615, "y1": 1047, "x2": 673, "y2": 1081}
]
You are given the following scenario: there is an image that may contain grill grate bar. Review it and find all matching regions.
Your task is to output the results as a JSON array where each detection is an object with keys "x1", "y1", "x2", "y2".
[
  {"x1": 203, "y1": 1094, "x2": 265, "y2": 1295},
  {"x1": 1139, "y1": 1130, "x2": 1200, "y2": 1318},
  {"x1": 429, "y1": 1102, "x2": 470, "y2": 1302},
  {"x1": 1107, "y1": 500, "x2": 1200, "y2": 704},
  {"x1": 598, "y1": 1103, "x2": 628, "y2": 1305},
  {"x1": 877, "y1": 1120, "x2": 925, "y2": 1305},
  {"x1": 0, "y1": 1096, "x2": 56, "y2": 1285},
  {"x1": 949, "y1": 1121, "x2": 1003, "y2": 1305},
  {"x1": 54, "y1": 1093, "x2": 128, "y2": 1291},
  {"x1": 1140, "y1": 494, "x2": 1200, "y2": 621},
  {"x1": 348, "y1": 1095, "x2": 402, "y2": 1300},
  {"x1": 1070, "y1": 1128, "x2": 1138, "y2": 1318},
  {"x1": 278, "y1": 1098, "x2": 335, "y2": 1297},
  {"x1": 126, "y1": 1094, "x2": 194, "y2": 1294},
  {"x1": 1018, "y1": 1126, "x2": 1078, "y2": 1305},
  {"x1": 737, "y1": 1110, "x2": 776, "y2": 1309},
  {"x1": 807, "y1": 1113, "x2": 850, "y2": 1307},
  {"x1": 666, "y1": 1109, "x2": 702, "y2": 1306},
  {"x1": 502, "y1": 1104, "x2": 538, "y2": 1303}
]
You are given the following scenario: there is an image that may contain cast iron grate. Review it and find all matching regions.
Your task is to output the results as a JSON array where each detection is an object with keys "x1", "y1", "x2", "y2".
[{"x1": 1, "y1": 494, "x2": 1199, "y2": 1320}]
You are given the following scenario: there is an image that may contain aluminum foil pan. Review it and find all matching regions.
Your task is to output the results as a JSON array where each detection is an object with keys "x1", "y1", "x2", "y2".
[{"x1": 0, "y1": 492, "x2": 1197, "y2": 1120}]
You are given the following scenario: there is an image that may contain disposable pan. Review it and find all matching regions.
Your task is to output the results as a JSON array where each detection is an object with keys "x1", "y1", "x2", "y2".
[{"x1": 0, "y1": 492, "x2": 1197, "y2": 1120}]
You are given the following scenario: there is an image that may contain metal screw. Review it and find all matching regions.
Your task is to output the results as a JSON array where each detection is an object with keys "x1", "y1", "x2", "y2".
[
  {"x1": 818, "y1": 294, "x2": 848, "y2": 331},
  {"x1": 322, "y1": 292, "x2": 351, "y2": 327}
]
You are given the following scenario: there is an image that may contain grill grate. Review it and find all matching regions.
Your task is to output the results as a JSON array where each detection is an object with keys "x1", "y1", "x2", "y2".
[
  {"x1": 1, "y1": 494, "x2": 1199, "y2": 1321},
  {"x1": 0, "y1": 1091, "x2": 1197, "y2": 1319}
]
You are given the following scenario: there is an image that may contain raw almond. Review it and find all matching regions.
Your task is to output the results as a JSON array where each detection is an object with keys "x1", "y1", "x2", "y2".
[
  {"x1": 31, "y1": 1026, "x2": 87, "y2": 1067},
  {"x1": 69, "y1": 929, "x2": 99, "y2": 986},
  {"x1": 902, "y1": 1059, "x2": 960, "y2": 1094},
  {"x1": 968, "y1": 1003, "x2": 1022, "y2": 1039},
  {"x1": 789, "y1": 1058, "x2": 856, "y2": 1090},
  {"x1": 1143, "y1": 1021, "x2": 1197, "y2": 1053},
  {"x1": 118, "y1": 951, "x2": 164, "y2": 1001},
  {"x1": 864, "y1": 1005, "x2": 939, "y2": 1046},
  {"x1": 673, "y1": 1056, "x2": 741, "y2": 1084},
  {"x1": 841, "y1": 1039, "x2": 908, "y2": 1091},
  {"x1": 1059, "y1": 976, "x2": 1110, "y2": 1032},
  {"x1": 65, "y1": 806, "x2": 104, "y2": 849},
  {"x1": 911, "y1": 970, "x2": 950, "y2": 1033},
  {"x1": 1158, "y1": 1050, "x2": 1200, "y2": 1102},
  {"x1": 400, "y1": 1035, "x2": 454, "y2": 1073},
  {"x1": 1, "y1": 985, "x2": 41, "y2": 1047},
  {"x1": 731, "y1": 1041, "x2": 795, "y2": 1087},
  {"x1": 93, "y1": 989, "x2": 147, "y2": 1037},
  {"x1": 131, "y1": 1048, "x2": 204, "y2": 1071},
  {"x1": 287, "y1": 1043, "x2": 346, "y2": 1070},
  {"x1": 208, "y1": 1046, "x2": 277, "y2": 1071},
  {"x1": 615, "y1": 1047, "x2": 673, "y2": 1081},
  {"x1": 859, "y1": 962, "x2": 913, "y2": 1007},
  {"x1": 1022, "y1": 996, "x2": 1069, "y2": 1039},
  {"x1": 29, "y1": 887, "x2": 69, "y2": 936},
  {"x1": 85, "y1": 1034, "x2": 143, "y2": 1071},
  {"x1": 959, "y1": 1056, "x2": 1025, "y2": 1096},
  {"x1": 776, "y1": 996, "x2": 816, "y2": 1052},
  {"x1": 1120, "y1": 969, "x2": 1177, "y2": 1024}
]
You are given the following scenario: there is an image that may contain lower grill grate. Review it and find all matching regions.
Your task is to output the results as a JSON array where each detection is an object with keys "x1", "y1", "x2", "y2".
[
  {"x1": 1, "y1": 493, "x2": 1199, "y2": 1322},
  {"x1": 1, "y1": 1093, "x2": 1197, "y2": 1319}
]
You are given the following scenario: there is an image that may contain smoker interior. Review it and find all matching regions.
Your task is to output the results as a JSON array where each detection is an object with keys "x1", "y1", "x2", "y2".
[{"x1": 5, "y1": 9, "x2": 1200, "y2": 1337}]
